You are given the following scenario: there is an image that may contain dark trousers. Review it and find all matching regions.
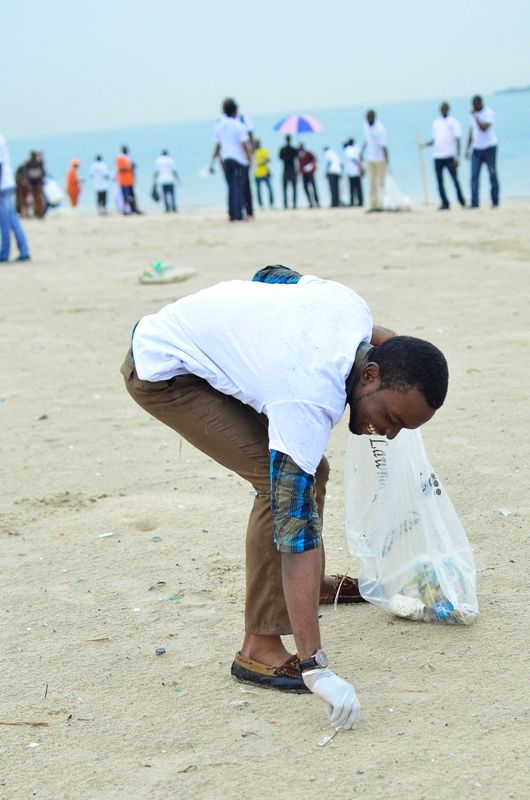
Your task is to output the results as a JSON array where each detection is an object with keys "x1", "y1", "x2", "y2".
[
  {"x1": 161, "y1": 183, "x2": 177, "y2": 212},
  {"x1": 223, "y1": 158, "x2": 245, "y2": 220},
  {"x1": 243, "y1": 166, "x2": 253, "y2": 217},
  {"x1": 471, "y1": 146, "x2": 499, "y2": 207},
  {"x1": 348, "y1": 176, "x2": 363, "y2": 206},
  {"x1": 121, "y1": 185, "x2": 141, "y2": 214},
  {"x1": 96, "y1": 190, "x2": 107, "y2": 212},
  {"x1": 302, "y1": 174, "x2": 319, "y2": 207},
  {"x1": 434, "y1": 158, "x2": 465, "y2": 208},
  {"x1": 327, "y1": 174, "x2": 340, "y2": 207},
  {"x1": 255, "y1": 175, "x2": 274, "y2": 208},
  {"x1": 283, "y1": 170, "x2": 297, "y2": 208}
]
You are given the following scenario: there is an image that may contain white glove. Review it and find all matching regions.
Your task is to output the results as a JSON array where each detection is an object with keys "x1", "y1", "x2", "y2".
[{"x1": 302, "y1": 668, "x2": 361, "y2": 730}]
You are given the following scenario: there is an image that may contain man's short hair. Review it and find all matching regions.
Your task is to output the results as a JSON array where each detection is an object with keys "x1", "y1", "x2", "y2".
[
  {"x1": 370, "y1": 336, "x2": 448, "y2": 409},
  {"x1": 222, "y1": 97, "x2": 238, "y2": 116}
]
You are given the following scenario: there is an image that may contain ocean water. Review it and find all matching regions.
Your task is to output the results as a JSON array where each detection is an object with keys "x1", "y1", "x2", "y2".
[{"x1": 8, "y1": 92, "x2": 530, "y2": 214}]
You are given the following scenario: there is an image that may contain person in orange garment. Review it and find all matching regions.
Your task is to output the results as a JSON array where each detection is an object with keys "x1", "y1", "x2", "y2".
[{"x1": 66, "y1": 159, "x2": 82, "y2": 207}]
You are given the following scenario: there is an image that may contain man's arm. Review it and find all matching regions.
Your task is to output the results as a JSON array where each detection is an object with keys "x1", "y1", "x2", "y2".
[
  {"x1": 269, "y1": 450, "x2": 323, "y2": 658},
  {"x1": 209, "y1": 143, "x2": 221, "y2": 173},
  {"x1": 271, "y1": 449, "x2": 361, "y2": 728},
  {"x1": 473, "y1": 112, "x2": 491, "y2": 132},
  {"x1": 243, "y1": 140, "x2": 253, "y2": 162},
  {"x1": 466, "y1": 127, "x2": 473, "y2": 158},
  {"x1": 282, "y1": 549, "x2": 321, "y2": 659},
  {"x1": 383, "y1": 146, "x2": 389, "y2": 164}
]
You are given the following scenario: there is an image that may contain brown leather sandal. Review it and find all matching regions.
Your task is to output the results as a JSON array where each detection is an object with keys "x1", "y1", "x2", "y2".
[
  {"x1": 319, "y1": 575, "x2": 367, "y2": 605},
  {"x1": 231, "y1": 652, "x2": 310, "y2": 693}
]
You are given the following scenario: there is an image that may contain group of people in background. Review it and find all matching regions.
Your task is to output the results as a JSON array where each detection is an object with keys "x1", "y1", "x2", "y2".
[
  {"x1": 210, "y1": 95, "x2": 500, "y2": 221},
  {"x1": 62, "y1": 146, "x2": 180, "y2": 215},
  {"x1": 0, "y1": 94, "x2": 500, "y2": 263}
]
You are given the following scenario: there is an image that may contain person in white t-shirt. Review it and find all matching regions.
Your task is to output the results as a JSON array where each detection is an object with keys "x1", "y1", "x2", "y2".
[
  {"x1": 361, "y1": 110, "x2": 389, "y2": 211},
  {"x1": 466, "y1": 95, "x2": 499, "y2": 208},
  {"x1": 323, "y1": 146, "x2": 342, "y2": 207},
  {"x1": 0, "y1": 133, "x2": 31, "y2": 263},
  {"x1": 153, "y1": 149, "x2": 180, "y2": 213},
  {"x1": 120, "y1": 263, "x2": 449, "y2": 727},
  {"x1": 343, "y1": 138, "x2": 364, "y2": 207},
  {"x1": 421, "y1": 103, "x2": 466, "y2": 210},
  {"x1": 210, "y1": 98, "x2": 253, "y2": 221},
  {"x1": 89, "y1": 155, "x2": 110, "y2": 215}
]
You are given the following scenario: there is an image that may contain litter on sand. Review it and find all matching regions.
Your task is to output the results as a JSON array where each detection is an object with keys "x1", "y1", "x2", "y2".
[
  {"x1": 139, "y1": 262, "x2": 197, "y2": 285},
  {"x1": 0, "y1": 721, "x2": 49, "y2": 728},
  {"x1": 318, "y1": 728, "x2": 342, "y2": 747}
]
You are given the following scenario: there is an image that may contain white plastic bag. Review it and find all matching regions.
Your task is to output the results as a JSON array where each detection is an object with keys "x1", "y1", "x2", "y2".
[
  {"x1": 344, "y1": 429, "x2": 478, "y2": 624},
  {"x1": 43, "y1": 177, "x2": 64, "y2": 207},
  {"x1": 382, "y1": 174, "x2": 412, "y2": 211}
]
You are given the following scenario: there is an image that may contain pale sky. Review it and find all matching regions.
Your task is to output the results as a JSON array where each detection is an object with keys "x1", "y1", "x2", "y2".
[{"x1": 2, "y1": 0, "x2": 529, "y2": 139}]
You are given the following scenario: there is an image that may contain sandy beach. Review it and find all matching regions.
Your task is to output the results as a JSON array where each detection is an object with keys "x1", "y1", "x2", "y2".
[{"x1": 1, "y1": 204, "x2": 529, "y2": 800}]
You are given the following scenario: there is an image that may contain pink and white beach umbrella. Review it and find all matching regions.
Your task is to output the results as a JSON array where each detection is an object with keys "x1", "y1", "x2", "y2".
[{"x1": 273, "y1": 114, "x2": 323, "y2": 134}]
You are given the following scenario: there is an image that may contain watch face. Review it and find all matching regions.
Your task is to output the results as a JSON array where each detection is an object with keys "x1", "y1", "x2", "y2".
[{"x1": 315, "y1": 649, "x2": 329, "y2": 668}]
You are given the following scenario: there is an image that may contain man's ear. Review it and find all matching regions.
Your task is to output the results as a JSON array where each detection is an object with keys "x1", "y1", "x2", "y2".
[{"x1": 360, "y1": 361, "x2": 381, "y2": 384}]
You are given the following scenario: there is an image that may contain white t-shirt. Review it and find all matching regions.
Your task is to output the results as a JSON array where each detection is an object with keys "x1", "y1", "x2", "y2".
[
  {"x1": 213, "y1": 115, "x2": 250, "y2": 165},
  {"x1": 470, "y1": 106, "x2": 497, "y2": 150},
  {"x1": 363, "y1": 120, "x2": 387, "y2": 162},
  {"x1": 0, "y1": 134, "x2": 15, "y2": 190},
  {"x1": 324, "y1": 149, "x2": 342, "y2": 175},
  {"x1": 239, "y1": 113, "x2": 253, "y2": 134},
  {"x1": 154, "y1": 154, "x2": 177, "y2": 184},
  {"x1": 132, "y1": 276, "x2": 373, "y2": 475},
  {"x1": 432, "y1": 115, "x2": 462, "y2": 158},
  {"x1": 89, "y1": 160, "x2": 110, "y2": 191},
  {"x1": 344, "y1": 144, "x2": 362, "y2": 177}
]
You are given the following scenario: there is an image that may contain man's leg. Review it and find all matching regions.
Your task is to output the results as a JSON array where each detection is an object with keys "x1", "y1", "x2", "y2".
[
  {"x1": 224, "y1": 159, "x2": 243, "y2": 221},
  {"x1": 162, "y1": 184, "x2": 170, "y2": 212},
  {"x1": 7, "y1": 190, "x2": 30, "y2": 258},
  {"x1": 265, "y1": 175, "x2": 274, "y2": 207},
  {"x1": 448, "y1": 162, "x2": 466, "y2": 206},
  {"x1": 470, "y1": 149, "x2": 482, "y2": 207},
  {"x1": 223, "y1": 159, "x2": 235, "y2": 220},
  {"x1": 484, "y1": 146, "x2": 499, "y2": 207},
  {"x1": 1, "y1": 188, "x2": 29, "y2": 260},
  {"x1": 121, "y1": 186, "x2": 132, "y2": 214},
  {"x1": 368, "y1": 161, "x2": 378, "y2": 209},
  {"x1": 243, "y1": 167, "x2": 253, "y2": 217},
  {"x1": 311, "y1": 176, "x2": 320, "y2": 207},
  {"x1": 377, "y1": 161, "x2": 387, "y2": 208},
  {"x1": 0, "y1": 190, "x2": 11, "y2": 260},
  {"x1": 121, "y1": 350, "x2": 330, "y2": 664},
  {"x1": 291, "y1": 174, "x2": 297, "y2": 209},
  {"x1": 302, "y1": 176, "x2": 311, "y2": 207},
  {"x1": 434, "y1": 158, "x2": 449, "y2": 208},
  {"x1": 255, "y1": 177, "x2": 263, "y2": 208},
  {"x1": 282, "y1": 174, "x2": 288, "y2": 208}
]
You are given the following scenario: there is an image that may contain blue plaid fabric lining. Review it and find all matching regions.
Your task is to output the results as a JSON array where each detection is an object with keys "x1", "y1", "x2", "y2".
[{"x1": 269, "y1": 452, "x2": 322, "y2": 553}]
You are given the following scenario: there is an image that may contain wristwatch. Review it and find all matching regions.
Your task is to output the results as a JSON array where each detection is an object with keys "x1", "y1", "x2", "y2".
[{"x1": 299, "y1": 649, "x2": 329, "y2": 672}]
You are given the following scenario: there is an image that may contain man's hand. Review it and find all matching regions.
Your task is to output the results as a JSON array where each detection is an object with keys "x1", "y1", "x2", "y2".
[{"x1": 303, "y1": 668, "x2": 361, "y2": 729}]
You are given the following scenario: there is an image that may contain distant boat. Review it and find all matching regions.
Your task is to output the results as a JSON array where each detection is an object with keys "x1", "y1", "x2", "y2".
[{"x1": 495, "y1": 84, "x2": 530, "y2": 95}]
